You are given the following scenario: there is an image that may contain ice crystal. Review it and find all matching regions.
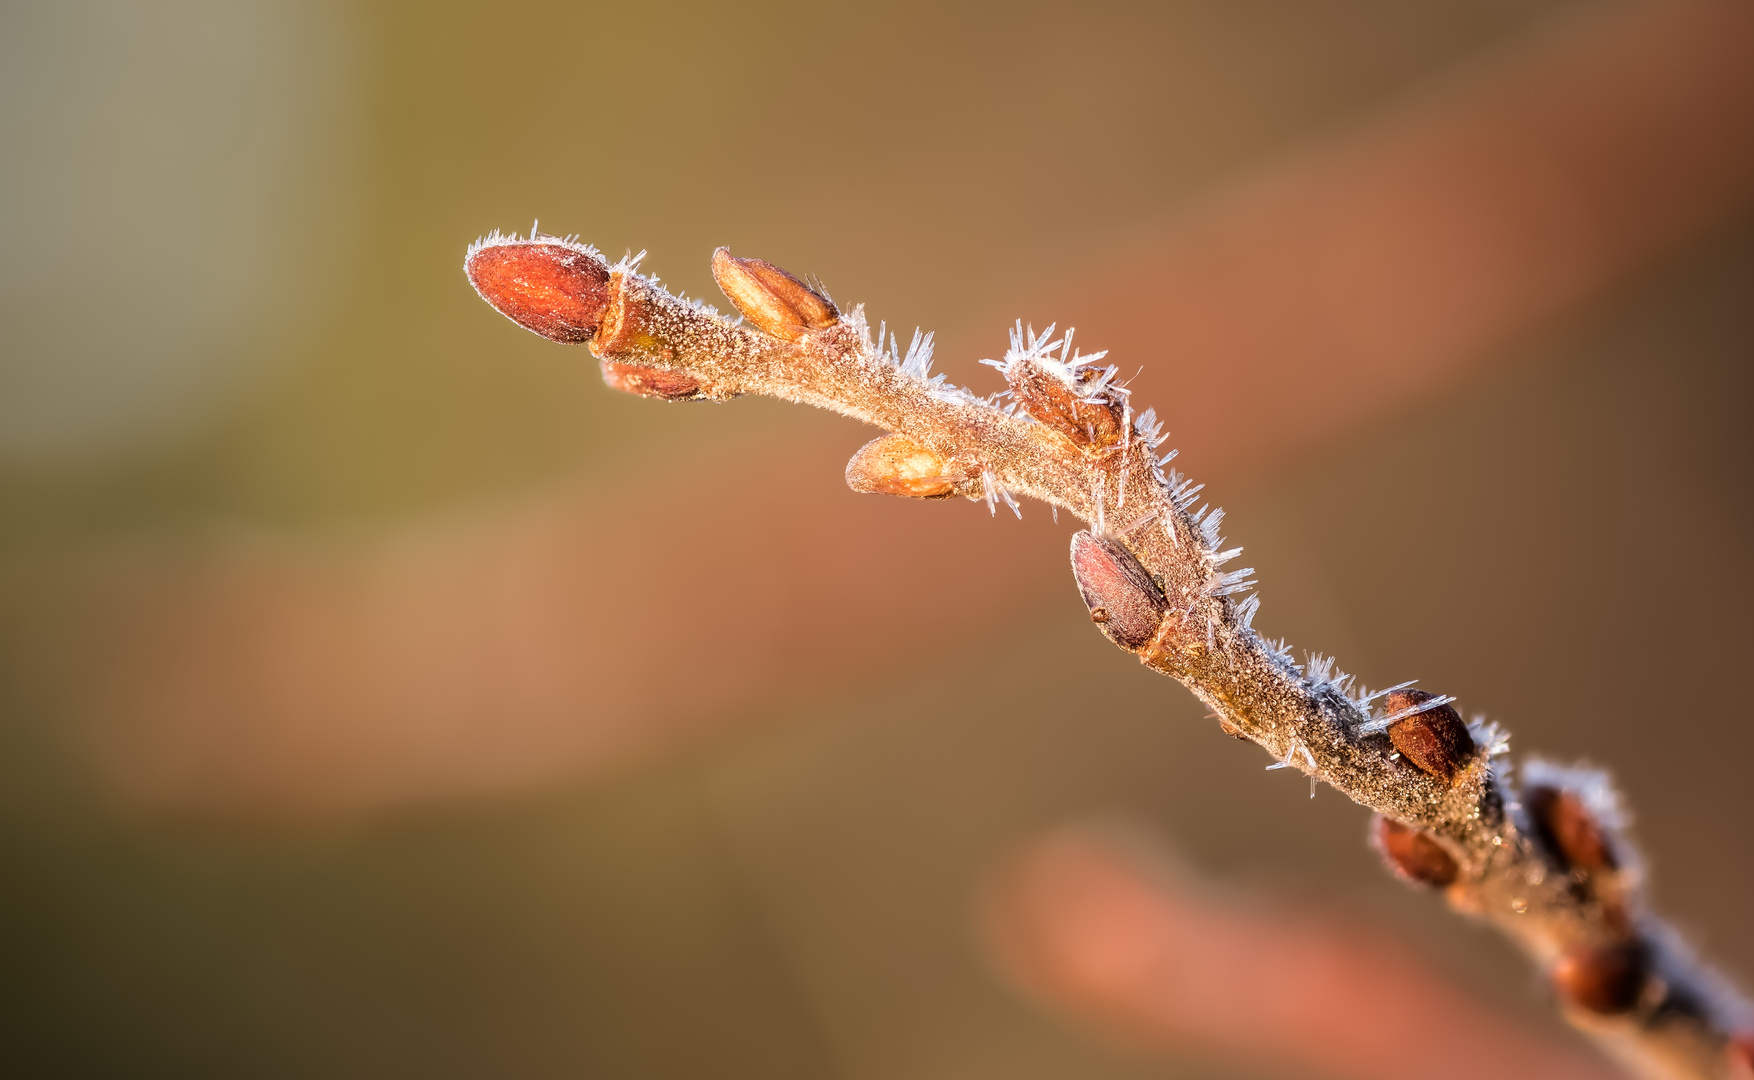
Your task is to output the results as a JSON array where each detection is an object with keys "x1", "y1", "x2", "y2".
[
  {"x1": 1265, "y1": 738, "x2": 1322, "y2": 797},
  {"x1": 1167, "y1": 475, "x2": 1204, "y2": 510},
  {"x1": 1133, "y1": 407, "x2": 1167, "y2": 451},
  {"x1": 610, "y1": 249, "x2": 648, "y2": 274},
  {"x1": 1200, "y1": 506, "x2": 1226, "y2": 550},
  {"x1": 980, "y1": 469, "x2": 1021, "y2": 518},
  {"x1": 1358, "y1": 679, "x2": 1419, "y2": 705},
  {"x1": 1358, "y1": 693, "x2": 1458, "y2": 735},
  {"x1": 466, "y1": 225, "x2": 605, "y2": 265},
  {"x1": 1204, "y1": 566, "x2": 1258, "y2": 597},
  {"x1": 899, "y1": 328, "x2": 936, "y2": 380},
  {"x1": 995, "y1": 479, "x2": 1021, "y2": 518},
  {"x1": 1469, "y1": 714, "x2": 1512, "y2": 758},
  {"x1": 1236, "y1": 593, "x2": 1261, "y2": 631},
  {"x1": 987, "y1": 322, "x2": 1121, "y2": 406}
]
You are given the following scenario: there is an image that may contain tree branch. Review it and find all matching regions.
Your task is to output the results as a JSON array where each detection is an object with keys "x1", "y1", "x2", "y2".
[{"x1": 464, "y1": 229, "x2": 1752, "y2": 1080}]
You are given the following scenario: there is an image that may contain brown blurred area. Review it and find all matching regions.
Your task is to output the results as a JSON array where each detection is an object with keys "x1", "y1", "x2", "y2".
[{"x1": 2, "y1": 1, "x2": 1751, "y2": 1077}]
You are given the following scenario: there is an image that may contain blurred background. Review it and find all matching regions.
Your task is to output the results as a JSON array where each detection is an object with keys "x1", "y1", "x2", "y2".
[{"x1": 2, "y1": 1, "x2": 1751, "y2": 1077}]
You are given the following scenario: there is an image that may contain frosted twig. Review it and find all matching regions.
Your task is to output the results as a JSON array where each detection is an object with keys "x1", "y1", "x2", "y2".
[{"x1": 464, "y1": 233, "x2": 1752, "y2": 1080}]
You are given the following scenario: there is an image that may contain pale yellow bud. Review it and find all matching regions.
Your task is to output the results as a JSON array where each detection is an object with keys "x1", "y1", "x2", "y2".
[
  {"x1": 845, "y1": 434, "x2": 958, "y2": 499},
  {"x1": 711, "y1": 248, "x2": 838, "y2": 342}
]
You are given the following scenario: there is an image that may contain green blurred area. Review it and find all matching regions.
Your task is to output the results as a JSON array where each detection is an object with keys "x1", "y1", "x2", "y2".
[{"x1": 3, "y1": 1, "x2": 1750, "y2": 1078}]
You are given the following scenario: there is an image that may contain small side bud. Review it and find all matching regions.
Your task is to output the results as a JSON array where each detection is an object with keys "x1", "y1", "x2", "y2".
[
  {"x1": 1550, "y1": 943, "x2": 1648, "y2": 1015},
  {"x1": 845, "y1": 434, "x2": 958, "y2": 499},
  {"x1": 711, "y1": 248, "x2": 838, "y2": 342},
  {"x1": 466, "y1": 236, "x2": 610, "y2": 343},
  {"x1": 1525, "y1": 785, "x2": 1617, "y2": 873},
  {"x1": 1370, "y1": 814, "x2": 1459, "y2": 888},
  {"x1": 1382, "y1": 689, "x2": 1475, "y2": 784},
  {"x1": 599, "y1": 361, "x2": 707, "y2": 401},
  {"x1": 1007, "y1": 358, "x2": 1125, "y2": 452},
  {"x1": 1070, "y1": 532, "x2": 1168, "y2": 651},
  {"x1": 1216, "y1": 716, "x2": 1250, "y2": 741}
]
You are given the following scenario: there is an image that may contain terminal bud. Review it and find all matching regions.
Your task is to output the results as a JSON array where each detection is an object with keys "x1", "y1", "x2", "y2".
[
  {"x1": 845, "y1": 434, "x2": 958, "y2": 498},
  {"x1": 1070, "y1": 532, "x2": 1168, "y2": 651},
  {"x1": 711, "y1": 248, "x2": 838, "y2": 342},
  {"x1": 466, "y1": 235, "x2": 610, "y2": 343},
  {"x1": 1382, "y1": 689, "x2": 1475, "y2": 784},
  {"x1": 1371, "y1": 815, "x2": 1459, "y2": 888}
]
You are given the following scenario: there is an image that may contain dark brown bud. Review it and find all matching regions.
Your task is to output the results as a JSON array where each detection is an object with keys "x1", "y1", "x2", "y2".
[
  {"x1": 1551, "y1": 943, "x2": 1647, "y2": 1015},
  {"x1": 599, "y1": 361, "x2": 707, "y2": 401},
  {"x1": 1070, "y1": 532, "x2": 1168, "y2": 651},
  {"x1": 711, "y1": 248, "x2": 838, "y2": 342},
  {"x1": 465, "y1": 236, "x2": 610, "y2": 343},
  {"x1": 1525, "y1": 786, "x2": 1617, "y2": 873},
  {"x1": 1370, "y1": 814, "x2": 1459, "y2": 888},
  {"x1": 1007, "y1": 357, "x2": 1125, "y2": 452},
  {"x1": 1381, "y1": 689, "x2": 1475, "y2": 784},
  {"x1": 845, "y1": 434, "x2": 958, "y2": 498}
]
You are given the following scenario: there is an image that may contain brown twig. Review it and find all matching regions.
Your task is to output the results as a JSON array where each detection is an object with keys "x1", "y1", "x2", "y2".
[{"x1": 464, "y1": 230, "x2": 1752, "y2": 1080}]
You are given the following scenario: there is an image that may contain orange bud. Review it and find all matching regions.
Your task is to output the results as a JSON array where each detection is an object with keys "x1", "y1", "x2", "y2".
[
  {"x1": 1070, "y1": 532, "x2": 1168, "y2": 651},
  {"x1": 845, "y1": 434, "x2": 958, "y2": 498},
  {"x1": 1371, "y1": 815, "x2": 1459, "y2": 888},
  {"x1": 1551, "y1": 944, "x2": 1647, "y2": 1015},
  {"x1": 1525, "y1": 785, "x2": 1617, "y2": 873},
  {"x1": 599, "y1": 361, "x2": 707, "y2": 401},
  {"x1": 711, "y1": 248, "x2": 838, "y2": 342},
  {"x1": 1008, "y1": 358, "x2": 1125, "y2": 451},
  {"x1": 1381, "y1": 689, "x2": 1475, "y2": 784},
  {"x1": 465, "y1": 236, "x2": 609, "y2": 343}
]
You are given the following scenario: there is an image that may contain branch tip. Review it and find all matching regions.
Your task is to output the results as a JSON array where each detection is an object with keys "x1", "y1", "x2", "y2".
[{"x1": 465, "y1": 233, "x2": 609, "y2": 344}]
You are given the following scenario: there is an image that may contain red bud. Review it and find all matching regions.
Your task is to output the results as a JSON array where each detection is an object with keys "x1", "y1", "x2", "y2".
[
  {"x1": 1371, "y1": 815, "x2": 1459, "y2": 888},
  {"x1": 465, "y1": 236, "x2": 610, "y2": 344},
  {"x1": 1551, "y1": 944, "x2": 1647, "y2": 1015},
  {"x1": 1381, "y1": 689, "x2": 1475, "y2": 784},
  {"x1": 1525, "y1": 786, "x2": 1617, "y2": 873},
  {"x1": 1071, "y1": 532, "x2": 1168, "y2": 651},
  {"x1": 1007, "y1": 358, "x2": 1125, "y2": 452}
]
